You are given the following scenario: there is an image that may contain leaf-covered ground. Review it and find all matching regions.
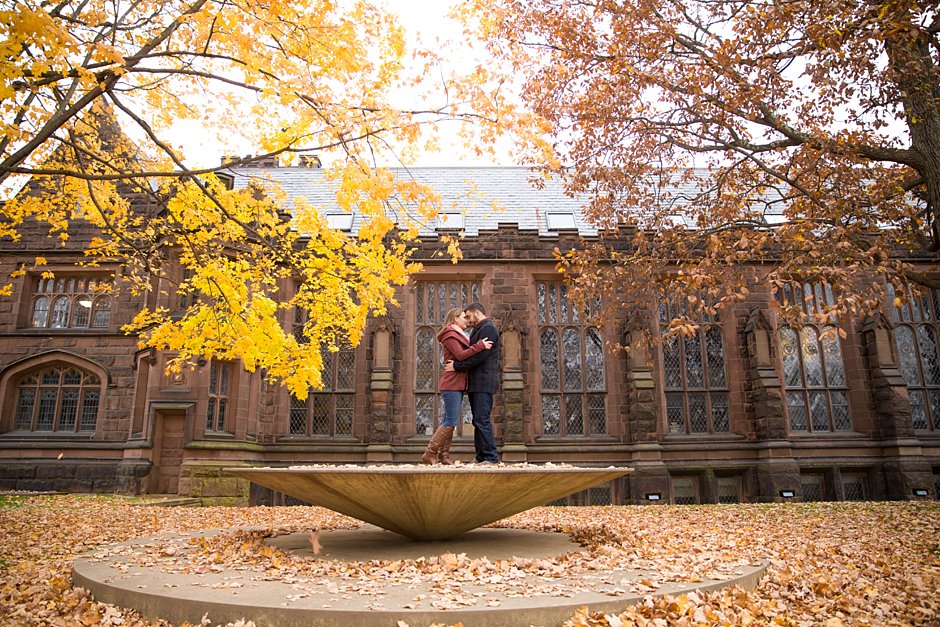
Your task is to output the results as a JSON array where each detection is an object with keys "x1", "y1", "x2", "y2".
[{"x1": 0, "y1": 495, "x2": 937, "y2": 626}]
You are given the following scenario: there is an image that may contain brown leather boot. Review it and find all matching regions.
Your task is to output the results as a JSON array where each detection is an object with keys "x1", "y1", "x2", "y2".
[
  {"x1": 437, "y1": 426, "x2": 455, "y2": 465},
  {"x1": 421, "y1": 427, "x2": 449, "y2": 465}
]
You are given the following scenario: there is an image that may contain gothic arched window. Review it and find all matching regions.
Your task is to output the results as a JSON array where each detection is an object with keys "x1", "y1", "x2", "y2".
[
  {"x1": 289, "y1": 345, "x2": 355, "y2": 437},
  {"x1": 14, "y1": 366, "x2": 101, "y2": 432},
  {"x1": 659, "y1": 299, "x2": 730, "y2": 434},
  {"x1": 538, "y1": 283, "x2": 606, "y2": 436},
  {"x1": 777, "y1": 282, "x2": 851, "y2": 433},
  {"x1": 206, "y1": 360, "x2": 233, "y2": 432},
  {"x1": 91, "y1": 296, "x2": 111, "y2": 328},
  {"x1": 413, "y1": 281, "x2": 481, "y2": 436},
  {"x1": 50, "y1": 296, "x2": 70, "y2": 328},
  {"x1": 889, "y1": 284, "x2": 940, "y2": 431},
  {"x1": 28, "y1": 275, "x2": 113, "y2": 329},
  {"x1": 31, "y1": 296, "x2": 49, "y2": 327}
]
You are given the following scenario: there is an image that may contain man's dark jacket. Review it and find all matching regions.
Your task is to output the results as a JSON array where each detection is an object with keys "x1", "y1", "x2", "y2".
[{"x1": 453, "y1": 317, "x2": 500, "y2": 393}]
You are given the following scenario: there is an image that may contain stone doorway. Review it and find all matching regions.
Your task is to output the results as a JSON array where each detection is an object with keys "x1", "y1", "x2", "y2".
[{"x1": 151, "y1": 410, "x2": 185, "y2": 494}]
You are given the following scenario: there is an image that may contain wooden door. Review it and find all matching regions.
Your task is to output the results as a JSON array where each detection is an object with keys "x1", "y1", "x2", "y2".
[{"x1": 151, "y1": 411, "x2": 184, "y2": 494}]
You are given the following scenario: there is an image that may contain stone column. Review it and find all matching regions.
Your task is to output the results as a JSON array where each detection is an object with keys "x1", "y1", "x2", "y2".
[
  {"x1": 743, "y1": 308, "x2": 800, "y2": 501},
  {"x1": 623, "y1": 308, "x2": 657, "y2": 442},
  {"x1": 621, "y1": 308, "x2": 669, "y2": 504},
  {"x1": 861, "y1": 313, "x2": 912, "y2": 438},
  {"x1": 498, "y1": 307, "x2": 526, "y2": 462},
  {"x1": 367, "y1": 316, "x2": 395, "y2": 461},
  {"x1": 860, "y1": 314, "x2": 935, "y2": 499}
]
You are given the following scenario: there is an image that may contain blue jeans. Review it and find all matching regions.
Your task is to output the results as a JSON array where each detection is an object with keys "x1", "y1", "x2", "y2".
[
  {"x1": 468, "y1": 392, "x2": 499, "y2": 462},
  {"x1": 440, "y1": 391, "x2": 463, "y2": 428}
]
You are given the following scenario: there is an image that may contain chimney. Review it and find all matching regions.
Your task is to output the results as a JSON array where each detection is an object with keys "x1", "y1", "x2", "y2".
[
  {"x1": 301, "y1": 154, "x2": 322, "y2": 168},
  {"x1": 253, "y1": 154, "x2": 279, "y2": 168},
  {"x1": 220, "y1": 153, "x2": 281, "y2": 168}
]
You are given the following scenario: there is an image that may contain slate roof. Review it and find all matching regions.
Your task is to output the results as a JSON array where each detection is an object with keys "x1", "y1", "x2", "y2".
[
  {"x1": 225, "y1": 165, "x2": 786, "y2": 237},
  {"x1": 226, "y1": 166, "x2": 600, "y2": 237}
]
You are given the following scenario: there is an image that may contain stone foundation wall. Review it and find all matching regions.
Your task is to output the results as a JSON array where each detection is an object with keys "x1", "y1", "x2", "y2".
[
  {"x1": 178, "y1": 462, "x2": 253, "y2": 506},
  {"x1": 0, "y1": 459, "x2": 122, "y2": 493}
]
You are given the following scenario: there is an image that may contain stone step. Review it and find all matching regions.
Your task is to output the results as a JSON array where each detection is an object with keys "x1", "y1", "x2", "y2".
[{"x1": 132, "y1": 496, "x2": 202, "y2": 507}]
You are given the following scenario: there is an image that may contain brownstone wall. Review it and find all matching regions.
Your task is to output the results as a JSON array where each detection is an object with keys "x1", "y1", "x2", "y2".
[{"x1": 1, "y1": 222, "x2": 938, "y2": 504}]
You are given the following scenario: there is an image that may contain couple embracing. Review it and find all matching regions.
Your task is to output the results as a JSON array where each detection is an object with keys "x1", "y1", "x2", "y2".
[{"x1": 421, "y1": 302, "x2": 500, "y2": 465}]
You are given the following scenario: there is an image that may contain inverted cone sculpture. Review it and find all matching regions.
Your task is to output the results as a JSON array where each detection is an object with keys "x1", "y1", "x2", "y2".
[{"x1": 226, "y1": 465, "x2": 633, "y2": 541}]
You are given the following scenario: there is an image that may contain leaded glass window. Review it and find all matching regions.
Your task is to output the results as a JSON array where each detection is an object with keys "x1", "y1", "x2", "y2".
[
  {"x1": 206, "y1": 360, "x2": 233, "y2": 432},
  {"x1": 292, "y1": 305, "x2": 309, "y2": 343},
  {"x1": 546, "y1": 482, "x2": 613, "y2": 506},
  {"x1": 28, "y1": 276, "x2": 113, "y2": 329},
  {"x1": 290, "y1": 345, "x2": 355, "y2": 437},
  {"x1": 777, "y1": 282, "x2": 852, "y2": 433},
  {"x1": 889, "y1": 284, "x2": 940, "y2": 431},
  {"x1": 91, "y1": 297, "x2": 111, "y2": 328},
  {"x1": 414, "y1": 281, "x2": 481, "y2": 435},
  {"x1": 801, "y1": 474, "x2": 825, "y2": 502},
  {"x1": 660, "y1": 298, "x2": 730, "y2": 434},
  {"x1": 13, "y1": 367, "x2": 100, "y2": 432},
  {"x1": 671, "y1": 476, "x2": 699, "y2": 505},
  {"x1": 841, "y1": 473, "x2": 867, "y2": 501},
  {"x1": 177, "y1": 266, "x2": 198, "y2": 312},
  {"x1": 538, "y1": 283, "x2": 606, "y2": 436},
  {"x1": 717, "y1": 476, "x2": 741, "y2": 504}
]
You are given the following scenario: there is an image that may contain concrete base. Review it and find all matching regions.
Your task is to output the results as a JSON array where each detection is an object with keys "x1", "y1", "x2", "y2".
[
  {"x1": 73, "y1": 525, "x2": 766, "y2": 627},
  {"x1": 224, "y1": 465, "x2": 634, "y2": 540}
]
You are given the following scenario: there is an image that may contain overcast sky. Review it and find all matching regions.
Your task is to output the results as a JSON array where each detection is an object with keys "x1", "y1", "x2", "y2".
[{"x1": 171, "y1": 0, "x2": 514, "y2": 169}]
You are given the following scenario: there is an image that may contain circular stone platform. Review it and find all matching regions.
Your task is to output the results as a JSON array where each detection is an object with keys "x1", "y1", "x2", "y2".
[{"x1": 73, "y1": 525, "x2": 766, "y2": 627}]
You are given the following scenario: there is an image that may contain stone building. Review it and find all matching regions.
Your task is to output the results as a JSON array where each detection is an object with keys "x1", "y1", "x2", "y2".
[{"x1": 1, "y1": 161, "x2": 938, "y2": 504}]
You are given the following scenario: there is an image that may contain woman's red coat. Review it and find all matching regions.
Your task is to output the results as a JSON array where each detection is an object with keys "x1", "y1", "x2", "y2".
[{"x1": 437, "y1": 325, "x2": 487, "y2": 391}]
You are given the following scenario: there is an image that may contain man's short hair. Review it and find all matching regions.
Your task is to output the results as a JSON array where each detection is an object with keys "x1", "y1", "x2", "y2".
[{"x1": 465, "y1": 302, "x2": 486, "y2": 315}]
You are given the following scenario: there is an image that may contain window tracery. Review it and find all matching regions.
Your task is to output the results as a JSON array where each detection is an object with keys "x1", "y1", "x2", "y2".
[
  {"x1": 889, "y1": 284, "x2": 940, "y2": 431},
  {"x1": 538, "y1": 283, "x2": 606, "y2": 436},
  {"x1": 289, "y1": 345, "x2": 355, "y2": 437},
  {"x1": 659, "y1": 298, "x2": 730, "y2": 434},
  {"x1": 14, "y1": 366, "x2": 100, "y2": 433},
  {"x1": 206, "y1": 360, "x2": 232, "y2": 432},
  {"x1": 29, "y1": 276, "x2": 113, "y2": 329},
  {"x1": 776, "y1": 282, "x2": 851, "y2": 433},
  {"x1": 413, "y1": 281, "x2": 481, "y2": 436}
]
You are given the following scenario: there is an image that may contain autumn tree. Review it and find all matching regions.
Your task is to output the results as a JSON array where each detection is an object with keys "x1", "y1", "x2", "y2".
[
  {"x1": 0, "y1": 0, "x2": 517, "y2": 393},
  {"x1": 462, "y1": 0, "x2": 940, "y2": 331}
]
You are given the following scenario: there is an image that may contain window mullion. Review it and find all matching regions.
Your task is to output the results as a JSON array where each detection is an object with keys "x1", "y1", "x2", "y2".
[
  {"x1": 579, "y1": 329, "x2": 587, "y2": 436},
  {"x1": 31, "y1": 395, "x2": 38, "y2": 430},
  {"x1": 306, "y1": 399, "x2": 313, "y2": 436},
  {"x1": 704, "y1": 387, "x2": 713, "y2": 433},
  {"x1": 810, "y1": 330, "x2": 819, "y2": 434},
  {"x1": 328, "y1": 393, "x2": 337, "y2": 435},
  {"x1": 818, "y1": 331, "x2": 829, "y2": 388},
  {"x1": 698, "y1": 329, "x2": 708, "y2": 433},
  {"x1": 680, "y1": 341, "x2": 691, "y2": 433},
  {"x1": 556, "y1": 328, "x2": 565, "y2": 435},
  {"x1": 54, "y1": 387, "x2": 63, "y2": 432},
  {"x1": 821, "y1": 334, "x2": 836, "y2": 432},
  {"x1": 698, "y1": 329, "x2": 709, "y2": 392},
  {"x1": 797, "y1": 337, "x2": 808, "y2": 390}
]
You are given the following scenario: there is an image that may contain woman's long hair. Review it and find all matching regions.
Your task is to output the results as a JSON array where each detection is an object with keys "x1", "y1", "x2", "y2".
[{"x1": 437, "y1": 307, "x2": 464, "y2": 339}]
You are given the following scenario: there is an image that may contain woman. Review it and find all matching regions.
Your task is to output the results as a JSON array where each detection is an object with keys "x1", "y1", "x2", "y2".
[{"x1": 421, "y1": 307, "x2": 492, "y2": 464}]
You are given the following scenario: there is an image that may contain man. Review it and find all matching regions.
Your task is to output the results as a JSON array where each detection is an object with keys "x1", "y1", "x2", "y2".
[{"x1": 446, "y1": 302, "x2": 500, "y2": 463}]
